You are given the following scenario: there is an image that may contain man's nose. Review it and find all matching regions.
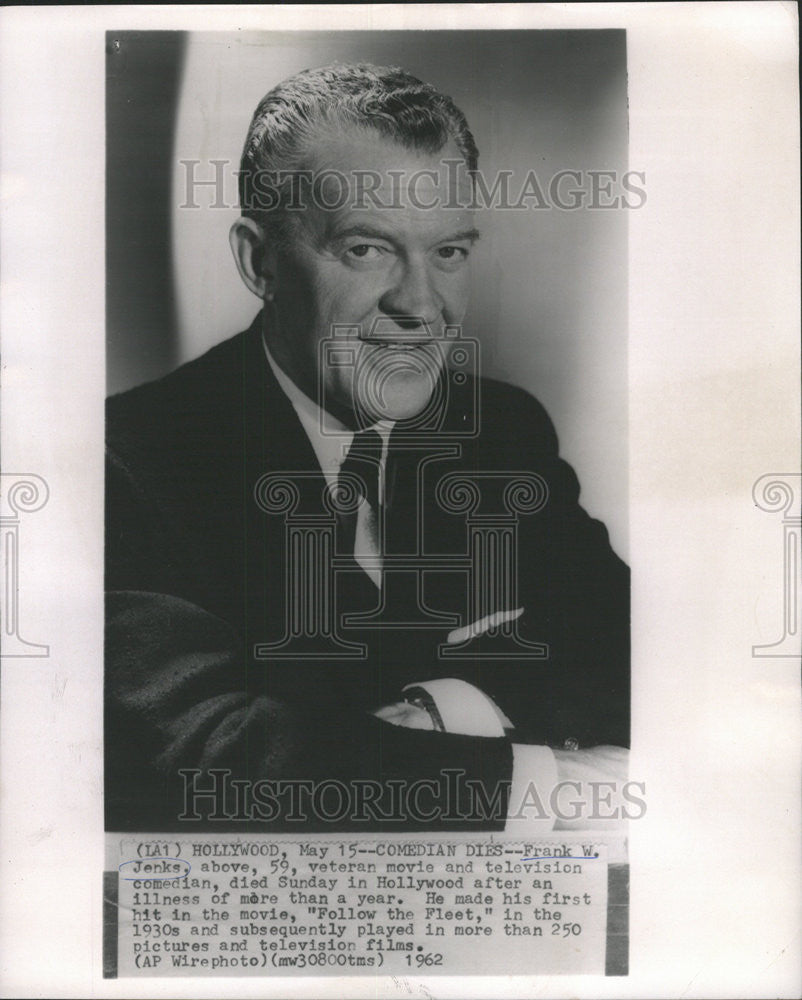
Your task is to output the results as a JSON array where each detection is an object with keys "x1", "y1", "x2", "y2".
[{"x1": 378, "y1": 259, "x2": 441, "y2": 329}]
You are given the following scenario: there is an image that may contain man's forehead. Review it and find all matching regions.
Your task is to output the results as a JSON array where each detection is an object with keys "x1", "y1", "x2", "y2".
[
  {"x1": 305, "y1": 127, "x2": 471, "y2": 194},
  {"x1": 305, "y1": 124, "x2": 466, "y2": 177},
  {"x1": 296, "y1": 126, "x2": 475, "y2": 241}
]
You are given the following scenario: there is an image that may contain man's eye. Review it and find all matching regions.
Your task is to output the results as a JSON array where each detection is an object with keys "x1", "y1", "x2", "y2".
[
  {"x1": 346, "y1": 244, "x2": 382, "y2": 260},
  {"x1": 436, "y1": 246, "x2": 468, "y2": 261}
]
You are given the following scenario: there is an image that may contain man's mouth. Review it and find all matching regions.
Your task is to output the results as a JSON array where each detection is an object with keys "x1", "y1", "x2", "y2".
[
  {"x1": 361, "y1": 317, "x2": 437, "y2": 352},
  {"x1": 362, "y1": 336, "x2": 435, "y2": 352},
  {"x1": 366, "y1": 340, "x2": 426, "y2": 351}
]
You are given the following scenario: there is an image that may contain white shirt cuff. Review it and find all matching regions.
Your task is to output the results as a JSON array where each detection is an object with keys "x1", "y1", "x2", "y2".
[
  {"x1": 505, "y1": 743, "x2": 558, "y2": 834},
  {"x1": 401, "y1": 678, "x2": 507, "y2": 737}
]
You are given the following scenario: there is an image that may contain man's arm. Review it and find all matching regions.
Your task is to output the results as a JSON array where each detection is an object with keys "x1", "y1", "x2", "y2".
[{"x1": 105, "y1": 589, "x2": 514, "y2": 831}]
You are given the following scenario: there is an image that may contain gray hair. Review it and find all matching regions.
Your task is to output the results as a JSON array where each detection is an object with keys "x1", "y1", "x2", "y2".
[{"x1": 238, "y1": 62, "x2": 478, "y2": 233}]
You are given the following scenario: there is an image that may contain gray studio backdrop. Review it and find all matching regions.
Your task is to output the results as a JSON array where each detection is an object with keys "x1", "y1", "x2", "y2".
[{"x1": 107, "y1": 30, "x2": 629, "y2": 559}]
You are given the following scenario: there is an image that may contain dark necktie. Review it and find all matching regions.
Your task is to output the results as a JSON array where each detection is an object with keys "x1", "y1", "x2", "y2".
[
  {"x1": 384, "y1": 436, "x2": 421, "y2": 558},
  {"x1": 337, "y1": 429, "x2": 383, "y2": 559}
]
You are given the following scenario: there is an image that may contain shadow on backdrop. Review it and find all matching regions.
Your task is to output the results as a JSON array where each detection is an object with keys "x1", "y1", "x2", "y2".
[{"x1": 106, "y1": 30, "x2": 187, "y2": 395}]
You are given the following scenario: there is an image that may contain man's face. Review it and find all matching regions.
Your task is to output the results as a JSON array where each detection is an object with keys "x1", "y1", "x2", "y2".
[{"x1": 266, "y1": 128, "x2": 477, "y2": 425}]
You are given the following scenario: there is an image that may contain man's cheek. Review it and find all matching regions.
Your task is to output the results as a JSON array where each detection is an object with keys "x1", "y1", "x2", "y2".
[
  {"x1": 326, "y1": 273, "x2": 387, "y2": 324},
  {"x1": 310, "y1": 277, "x2": 359, "y2": 327},
  {"x1": 440, "y1": 277, "x2": 471, "y2": 325}
]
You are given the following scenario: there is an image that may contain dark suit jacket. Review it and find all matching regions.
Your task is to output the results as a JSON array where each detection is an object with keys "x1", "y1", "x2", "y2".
[{"x1": 105, "y1": 314, "x2": 629, "y2": 831}]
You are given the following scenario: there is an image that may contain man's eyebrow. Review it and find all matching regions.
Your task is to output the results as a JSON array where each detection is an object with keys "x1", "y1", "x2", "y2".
[
  {"x1": 326, "y1": 224, "x2": 482, "y2": 244},
  {"x1": 441, "y1": 228, "x2": 482, "y2": 244},
  {"x1": 326, "y1": 224, "x2": 396, "y2": 243}
]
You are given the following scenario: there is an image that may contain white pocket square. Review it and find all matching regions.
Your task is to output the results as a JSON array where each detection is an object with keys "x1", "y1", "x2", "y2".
[{"x1": 445, "y1": 607, "x2": 524, "y2": 645}]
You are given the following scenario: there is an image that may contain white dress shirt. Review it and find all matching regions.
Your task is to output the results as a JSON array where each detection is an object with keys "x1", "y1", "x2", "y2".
[{"x1": 264, "y1": 341, "x2": 391, "y2": 588}]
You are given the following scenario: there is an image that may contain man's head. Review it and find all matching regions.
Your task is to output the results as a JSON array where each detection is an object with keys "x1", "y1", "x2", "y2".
[{"x1": 230, "y1": 63, "x2": 479, "y2": 426}]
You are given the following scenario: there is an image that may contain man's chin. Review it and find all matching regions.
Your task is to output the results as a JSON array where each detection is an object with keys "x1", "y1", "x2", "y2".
[{"x1": 358, "y1": 374, "x2": 441, "y2": 425}]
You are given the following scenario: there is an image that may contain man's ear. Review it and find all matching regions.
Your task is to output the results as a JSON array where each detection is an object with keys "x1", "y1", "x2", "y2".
[{"x1": 229, "y1": 217, "x2": 277, "y2": 301}]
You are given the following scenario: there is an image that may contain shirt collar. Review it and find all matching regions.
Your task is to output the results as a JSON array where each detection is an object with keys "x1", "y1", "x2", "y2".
[{"x1": 262, "y1": 335, "x2": 393, "y2": 486}]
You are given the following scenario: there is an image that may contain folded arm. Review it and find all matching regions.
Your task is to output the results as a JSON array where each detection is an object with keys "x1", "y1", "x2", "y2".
[{"x1": 105, "y1": 590, "x2": 515, "y2": 831}]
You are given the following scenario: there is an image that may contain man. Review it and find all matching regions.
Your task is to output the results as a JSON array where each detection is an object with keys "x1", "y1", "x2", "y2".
[{"x1": 105, "y1": 63, "x2": 629, "y2": 832}]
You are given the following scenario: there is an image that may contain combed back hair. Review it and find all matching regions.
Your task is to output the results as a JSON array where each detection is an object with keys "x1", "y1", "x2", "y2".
[{"x1": 238, "y1": 62, "x2": 478, "y2": 234}]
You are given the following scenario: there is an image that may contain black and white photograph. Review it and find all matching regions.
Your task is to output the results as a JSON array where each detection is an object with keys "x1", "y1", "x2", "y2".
[
  {"x1": 0, "y1": 3, "x2": 799, "y2": 997},
  {"x1": 105, "y1": 30, "x2": 632, "y2": 838}
]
